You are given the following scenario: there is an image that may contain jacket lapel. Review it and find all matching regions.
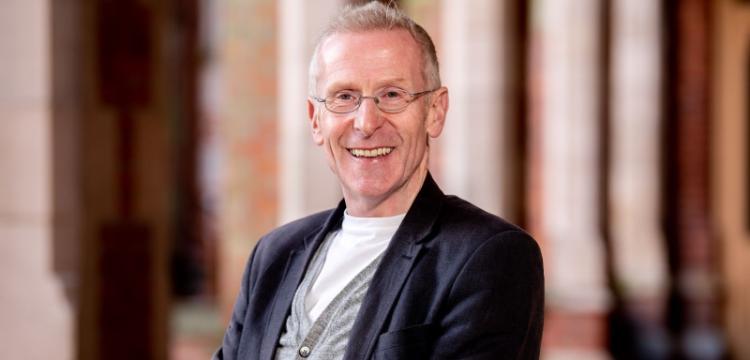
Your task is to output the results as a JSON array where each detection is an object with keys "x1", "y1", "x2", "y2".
[
  {"x1": 344, "y1": 173, "x2": 445, "y2": 359},
  {"x1": 258, "y1": 203, "x2": 346, "y2": 360}
]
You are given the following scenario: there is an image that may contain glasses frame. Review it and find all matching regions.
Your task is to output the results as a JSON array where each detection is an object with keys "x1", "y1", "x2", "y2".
[{"x1": 311, "y1": 87, "x2": 439, "y2": 114}]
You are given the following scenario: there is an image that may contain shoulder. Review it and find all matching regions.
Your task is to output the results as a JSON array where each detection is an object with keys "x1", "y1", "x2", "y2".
[
  {"x1": 254, "y1": 208, "x2": 335, "y2": 254},
  {"x1": 434, "y1": 195, "x2": 543, "y2": 288},
  {"x1": 263, "y1": 209, "x2": 334, "y2": 241},
  {"x1": 240, "y1": 208, "x2": 336, "y2": 289},
  {"x1": 430, "y1": 195, "x2": 541, "y2": 265},
  {"x1": 438, "y1": 195, "x2": 529, "y2": 239}
]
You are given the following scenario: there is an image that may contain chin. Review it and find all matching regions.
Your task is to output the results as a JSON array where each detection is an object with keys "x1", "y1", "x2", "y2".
[{"x1": 346, "y1": 177, "x2": 398, "y2": 199}]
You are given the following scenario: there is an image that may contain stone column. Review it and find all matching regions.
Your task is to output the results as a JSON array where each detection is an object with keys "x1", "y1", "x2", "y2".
[
  {"x1": 50, "y1": 0, "x2": 84, "y2": 309},
  {"x1": 609, "y1": 0, "x2": 670, "y2": 356},
  {"x1": 278, "y1": 0, "x2": 342, "y2": 224},
  {"x1": 669, "y1": 0, "x2": 726, "y2": 358},
  {"x1": 0, "y1": 0, "x2": 74, "y2": 359},
  {"x1": 439, "y1": 0, "x2": 522, "y2": 220},
  {"x1": 530, "y1": 0, "x2": 610, "y2": 358}
]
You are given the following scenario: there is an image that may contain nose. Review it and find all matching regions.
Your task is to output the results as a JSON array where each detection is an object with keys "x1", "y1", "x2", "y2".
[{"x1": 353, "y1": 96, "x2": 383, "y2": 137}]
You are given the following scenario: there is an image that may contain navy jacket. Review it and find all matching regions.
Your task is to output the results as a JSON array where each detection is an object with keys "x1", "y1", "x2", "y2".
[{"x1": 215, "y1": 174, "x2": 544, "y2": 359}]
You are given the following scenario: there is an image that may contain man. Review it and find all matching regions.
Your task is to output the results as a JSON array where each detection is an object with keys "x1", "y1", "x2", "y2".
[{"x1": 215, "y1": 3, "x2": 543, "y2": 359}]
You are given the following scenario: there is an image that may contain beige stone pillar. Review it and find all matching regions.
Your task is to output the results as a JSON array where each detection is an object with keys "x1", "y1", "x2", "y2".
[
  {"x1": 51, "y1": 0, "x2": 83, "y2": 310},
  {"x1": 534, "y1": 0, "x2": 610, "y2": 358},
  {"x1": 439, "y1": 0, "x2": 521, "y2": 219},
  {"x1": 609, "y1": 0, "x2": 668, "y2": 305},
  {"x1": 278, "y1": 0, "x2": 342, "y2": 224},
  {"x1": 609, "y1": 2, "x2": 671, "y2": 356},
  {"x1": 538, "y1": 0, "x2": 609, "y2": 313},
  {"x1": 0, "y1": 0, "x2": 73, "y2": 359}
]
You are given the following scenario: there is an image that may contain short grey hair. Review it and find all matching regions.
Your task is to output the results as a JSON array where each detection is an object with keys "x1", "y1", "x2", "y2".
[{"x1": 308, "y1": 1, "x2": 441, "y2": 95}]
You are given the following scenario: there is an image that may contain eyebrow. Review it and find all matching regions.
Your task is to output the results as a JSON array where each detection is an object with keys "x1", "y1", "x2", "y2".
[
  {"x1": 323, "y1": 78, "x2": 411, "y2": 96},
  {"x1": 374, "y1": 77, "x2": 408, "y2": 87}
]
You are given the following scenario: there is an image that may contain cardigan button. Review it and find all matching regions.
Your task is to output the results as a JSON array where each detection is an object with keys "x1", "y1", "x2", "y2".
[{"x1": 299, "y1": 345, "x2": 311, "y2": 357}]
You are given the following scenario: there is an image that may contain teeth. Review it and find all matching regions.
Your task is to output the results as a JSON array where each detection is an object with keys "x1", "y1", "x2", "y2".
[{"x1": 350, "y1": 147, "x2": 393, "y2": 158}]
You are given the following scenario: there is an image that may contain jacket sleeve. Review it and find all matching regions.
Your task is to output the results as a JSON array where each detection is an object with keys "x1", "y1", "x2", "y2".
[
  {"x1": 433, "y1": 230, "x2": 545, "y2": 360},
  {"x1": 212, "y1": 242, "x2": 262, "y2": 360}
]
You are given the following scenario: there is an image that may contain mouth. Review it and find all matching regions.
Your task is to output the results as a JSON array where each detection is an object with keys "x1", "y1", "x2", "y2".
[{"x1": 348, "y1": 147, "x2": 394, "y2": 158}]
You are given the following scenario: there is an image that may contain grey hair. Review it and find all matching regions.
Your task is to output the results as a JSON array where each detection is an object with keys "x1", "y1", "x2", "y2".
[{"x1": 308, "y1": 1, "x2": 441, "y2": 96}]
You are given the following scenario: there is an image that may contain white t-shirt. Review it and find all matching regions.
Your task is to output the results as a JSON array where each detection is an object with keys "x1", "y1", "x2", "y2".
[{"x1": 304, "y1": 211, "x2": 406, "y2": 321}]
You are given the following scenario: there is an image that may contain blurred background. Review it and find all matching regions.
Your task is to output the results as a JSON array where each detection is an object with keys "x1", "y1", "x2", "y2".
[{"x1": 1, "y1": 0, "x2": 749, "y2": 359}]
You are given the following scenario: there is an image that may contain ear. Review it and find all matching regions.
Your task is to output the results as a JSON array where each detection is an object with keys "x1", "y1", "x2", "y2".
[
  {"x1": 308, "y1": 99, "x2": 324, "y2": 145},
  {"x1": 425, "y1": 87, "x2": 449, "y2": 138}
]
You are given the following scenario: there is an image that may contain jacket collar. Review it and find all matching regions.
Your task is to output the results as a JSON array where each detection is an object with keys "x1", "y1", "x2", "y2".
[
  {"x1": 260, "y1": 173, "x2": 445, "y2": 360},
  {"x1": 323, "y1": 171, "x2": 445, "y2": 248},
  {"x1": 258, "y1": 205, "x2": 344, "y2": 360},
  {"x1": 390, "y1": 172, "x2": 445, "y2": 245},
  {"x1": 344, "y1": 172, "x2": 446, "y2": 359}
]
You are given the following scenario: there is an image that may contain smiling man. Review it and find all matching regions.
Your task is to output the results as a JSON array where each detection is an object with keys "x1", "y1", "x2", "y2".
[{"x1": 214, "y1": 3, "x2": 544, "y2": 359}]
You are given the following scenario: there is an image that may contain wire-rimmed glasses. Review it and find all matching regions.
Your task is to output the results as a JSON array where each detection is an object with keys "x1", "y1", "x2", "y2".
[{"x1": 311, "y1": 87, "x2": 437, "y2": 114}]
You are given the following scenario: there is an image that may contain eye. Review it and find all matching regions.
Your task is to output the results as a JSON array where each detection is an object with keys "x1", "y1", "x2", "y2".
[
  {"x1": 332, "y1": 91, "x2": 357, "y2": 102},
  {"x1": 386, "y1": 91, "x2": 401, "y2": 98},
  {"x1": 378, "y1": 88, "x2": 407, "y2": 101}
]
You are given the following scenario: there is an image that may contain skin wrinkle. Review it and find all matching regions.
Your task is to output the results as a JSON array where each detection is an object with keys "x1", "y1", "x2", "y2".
[{"x1": 307, "y1": 29, "x2": 448, "y2": 217}]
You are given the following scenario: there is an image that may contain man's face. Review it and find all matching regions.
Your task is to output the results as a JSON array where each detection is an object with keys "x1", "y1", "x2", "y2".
[{"x1": 308, "y1": 29, "x2": 448, "y2": 217}]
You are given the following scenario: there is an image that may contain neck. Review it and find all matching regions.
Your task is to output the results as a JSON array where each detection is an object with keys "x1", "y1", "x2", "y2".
[{"x1": 343, "y1": 161, "x2": 429, "y2": 217}]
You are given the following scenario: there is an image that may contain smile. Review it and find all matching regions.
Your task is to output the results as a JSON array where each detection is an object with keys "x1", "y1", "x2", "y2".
[{"x1": 348, "y1": 147, "x2": 394, "y2": 158}]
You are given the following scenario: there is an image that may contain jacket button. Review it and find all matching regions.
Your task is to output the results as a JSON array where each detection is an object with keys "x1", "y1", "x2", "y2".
[{"x1": 299, "y1": 345, "x2": 311, "y2": 357}]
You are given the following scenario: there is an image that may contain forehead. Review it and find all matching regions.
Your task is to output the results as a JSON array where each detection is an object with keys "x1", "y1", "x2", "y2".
[{"x1": 316, "y1": 29, "x2": 424, "y2": 90}]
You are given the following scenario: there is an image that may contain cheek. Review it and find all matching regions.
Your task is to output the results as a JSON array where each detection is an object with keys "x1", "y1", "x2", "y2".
[
  {"x1": 407, "y1": 122, "x2": 430, "y2": 148},
  {"x1": 321, "y1": 123, "x2": 347, "y2": 157},
  {"x1": 317, "y1": 118, "x2": 338, "y2": 144},
  {"x1": 399, "y1": 131, "x2": 428, "y2": 166},
  {"x1": 320, "y1": 140, "x2": 341, "y2": 175}
]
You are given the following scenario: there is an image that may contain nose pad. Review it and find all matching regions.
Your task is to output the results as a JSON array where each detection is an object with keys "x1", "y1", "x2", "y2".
[{"x1": 354, "y1": 97, "x2": 383, "y2": 136}]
